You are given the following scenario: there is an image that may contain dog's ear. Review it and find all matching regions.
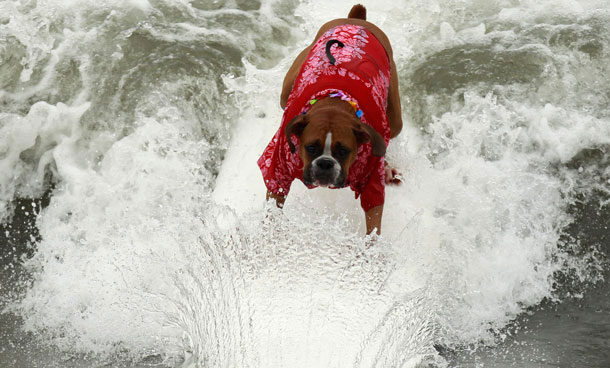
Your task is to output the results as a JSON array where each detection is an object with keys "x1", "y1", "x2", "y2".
[
  {"x1": 284, "y1": 114, "x2": 308, "y2": 153},
  {"x1": 353, "y1": 121, "x2": 386, "y2": 157}
]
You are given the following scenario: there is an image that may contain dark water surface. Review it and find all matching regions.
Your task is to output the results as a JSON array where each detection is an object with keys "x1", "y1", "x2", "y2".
[{"x1": 449, "y1": 196, "x2": 610, "y2": 367}]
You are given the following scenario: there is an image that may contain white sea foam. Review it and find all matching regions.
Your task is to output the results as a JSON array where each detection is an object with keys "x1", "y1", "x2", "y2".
[{"x1": 2, "y1": 0, "x2": 609, "y2": 366}]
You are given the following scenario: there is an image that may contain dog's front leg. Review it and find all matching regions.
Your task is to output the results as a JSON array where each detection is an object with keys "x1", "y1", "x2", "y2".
[
  {"x1": 266, "y1": 190, "x2": 286, "y2": 209},
  {"x1": 365, "y1": 205, "x2": 383, "y2": 235}
]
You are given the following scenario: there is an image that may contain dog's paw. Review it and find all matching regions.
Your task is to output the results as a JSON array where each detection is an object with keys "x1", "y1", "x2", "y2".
[{"x1": 385, "y1": 166, "x2": 403, "y2": 185}]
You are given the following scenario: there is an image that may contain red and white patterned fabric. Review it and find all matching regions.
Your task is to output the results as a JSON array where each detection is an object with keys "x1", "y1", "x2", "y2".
[{"x1": 258, "y1": 24, "x2": 391, "y2": 211}]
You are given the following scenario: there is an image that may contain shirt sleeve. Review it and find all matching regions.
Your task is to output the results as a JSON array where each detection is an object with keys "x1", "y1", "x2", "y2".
[
  {"x1": 258, "y1": 129, "x2": 297, "y2": 197},
  {"x1": 359, "y1": 157, "x2": 386, "y2": 212}
]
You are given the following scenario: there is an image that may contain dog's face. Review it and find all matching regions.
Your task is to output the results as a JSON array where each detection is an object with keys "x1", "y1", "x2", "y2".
[{"x1": 285, "y1": 107, "x2": 386, "y2": 188}]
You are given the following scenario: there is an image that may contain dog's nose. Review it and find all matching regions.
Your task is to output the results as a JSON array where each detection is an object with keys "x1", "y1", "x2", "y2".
[{"x1": 316, "y1": 158, "x2": 335, "y2": 170}]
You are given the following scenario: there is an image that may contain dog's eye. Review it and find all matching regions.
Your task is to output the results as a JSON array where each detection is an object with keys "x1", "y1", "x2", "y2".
[
  {"x1": 305, "y1": 144, "x2": 319, "y2": 156},
  {"x1": 334, "y1": 146, "x2": 350, "y2": 160}
]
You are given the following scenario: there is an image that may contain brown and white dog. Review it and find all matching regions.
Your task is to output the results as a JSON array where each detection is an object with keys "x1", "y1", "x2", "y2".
[{"x1": 258, "y1": 4, "x2": 402, "y2": 234}]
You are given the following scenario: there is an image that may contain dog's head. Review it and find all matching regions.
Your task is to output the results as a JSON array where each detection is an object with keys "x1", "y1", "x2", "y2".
[{"x1": 285, "y1": 107, "x2": 386, "y2": 188}]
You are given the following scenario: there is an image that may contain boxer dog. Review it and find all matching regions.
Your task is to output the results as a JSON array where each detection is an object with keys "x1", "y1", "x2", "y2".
[{"x1": 258, "y1": 4, "x2": 402, "y2": 234}]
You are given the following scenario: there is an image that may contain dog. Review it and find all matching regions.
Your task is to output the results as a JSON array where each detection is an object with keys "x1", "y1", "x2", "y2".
[{"x1": 258, "y1": 4, "x2": 402, "y2": 234}]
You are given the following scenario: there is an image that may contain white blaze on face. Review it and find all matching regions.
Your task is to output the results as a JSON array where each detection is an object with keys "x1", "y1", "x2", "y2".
[
  {"x1": 312, "y1": 131, "x2": 341, "y2": 187},
  {"x1": 323, "y1": 131, "x2": 332, "y2": 156}
]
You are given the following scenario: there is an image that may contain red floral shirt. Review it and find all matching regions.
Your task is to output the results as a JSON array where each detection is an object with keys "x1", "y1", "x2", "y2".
[{"x1": 258, "y1": 24, "x2": 391, "y2": 212}]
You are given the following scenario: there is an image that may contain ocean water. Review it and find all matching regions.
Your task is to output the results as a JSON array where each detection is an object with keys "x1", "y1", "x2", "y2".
[{"x1": 1, "y1": 0, "x2": 609, "y2": 367}]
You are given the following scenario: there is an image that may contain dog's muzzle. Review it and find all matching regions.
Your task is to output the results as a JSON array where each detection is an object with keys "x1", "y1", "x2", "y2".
[{"x1": 310, "y1": 156, "x2": 344, "y2": 187}]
